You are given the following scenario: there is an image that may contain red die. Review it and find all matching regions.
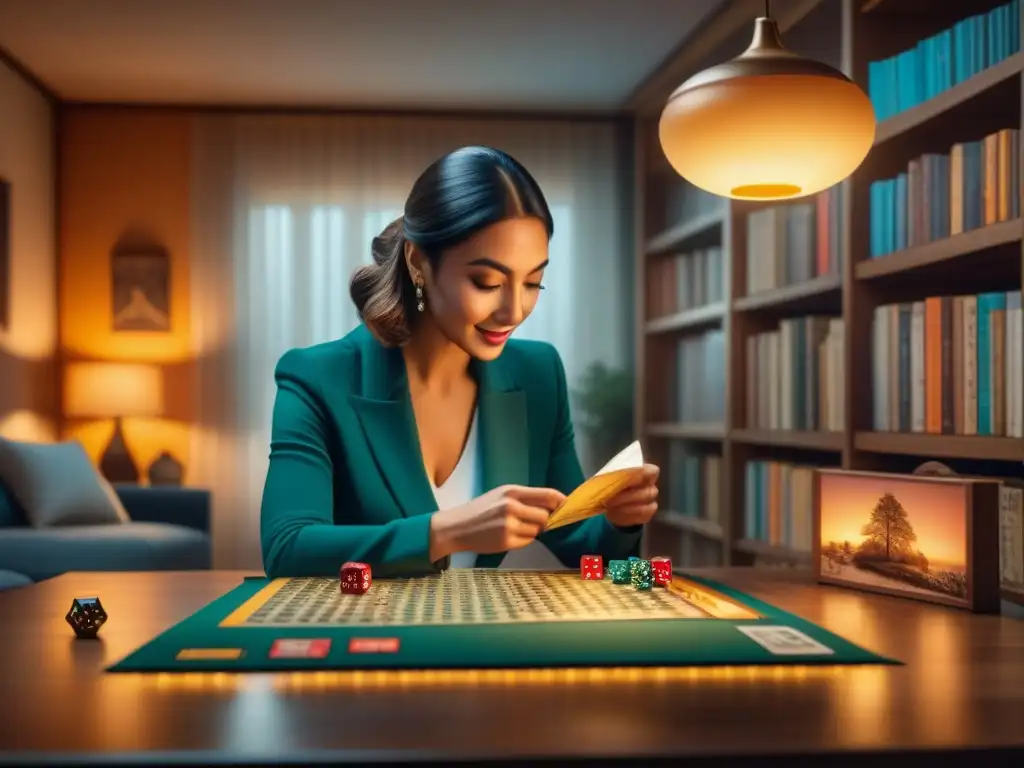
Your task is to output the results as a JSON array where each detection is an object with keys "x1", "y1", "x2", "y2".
[
  {"x1": 340, "y1": 562, "x2": 372, "y2": 594},
  {"x1": 580, "y1": 554, "x2": 604, "y2": 580},
  {"x1": 651, "y1": 556, "x2": 672, "y2": 587}
]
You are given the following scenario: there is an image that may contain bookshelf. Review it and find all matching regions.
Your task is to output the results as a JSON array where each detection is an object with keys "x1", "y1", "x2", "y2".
[{"x1": 633, "y1": 0, "x2": 1024, "y2": 600}]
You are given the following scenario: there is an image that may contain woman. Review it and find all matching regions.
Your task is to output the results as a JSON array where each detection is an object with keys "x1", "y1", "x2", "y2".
[{"x1": 260, "y1": 145, "x2": 660, "y2": 579}]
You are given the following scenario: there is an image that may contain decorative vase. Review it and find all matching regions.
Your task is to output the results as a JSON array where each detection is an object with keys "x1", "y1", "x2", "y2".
[{"x1": 147, "y1": 451, "x2": 184, "y2": 486}]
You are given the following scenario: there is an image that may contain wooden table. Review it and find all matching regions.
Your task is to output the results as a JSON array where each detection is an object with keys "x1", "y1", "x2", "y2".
[{"x1": 0, "y1": 569, "x2": 1021, "y2": 767}]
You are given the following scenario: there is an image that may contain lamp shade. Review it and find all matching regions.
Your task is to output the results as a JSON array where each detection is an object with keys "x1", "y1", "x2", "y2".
[
  {"x1": 64, "y1": 362, "x2": 164, "y2": 419},
  {"x1": 659, "y1": 17, "x2": 876, "y2": 201}
]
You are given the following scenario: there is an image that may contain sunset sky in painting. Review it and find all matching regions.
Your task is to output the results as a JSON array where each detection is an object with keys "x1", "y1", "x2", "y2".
[{"x1": 818, "y1": 473, "x2": 967, "y2": 570}]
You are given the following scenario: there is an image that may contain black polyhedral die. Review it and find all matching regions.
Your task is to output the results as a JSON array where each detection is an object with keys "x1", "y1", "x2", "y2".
[{"x1": 66, "y1": 597, "x2": 107, "y2": 638}]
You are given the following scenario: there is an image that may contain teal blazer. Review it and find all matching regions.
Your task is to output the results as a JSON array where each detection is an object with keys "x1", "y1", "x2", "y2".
[{"x1": 260, "y1": 324, "x2": 641, "y2": 578}]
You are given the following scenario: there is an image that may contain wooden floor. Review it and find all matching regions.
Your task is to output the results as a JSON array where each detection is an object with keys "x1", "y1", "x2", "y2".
[{"x1": 0, "y1": 568, "x2": 1021, "y2": 766}]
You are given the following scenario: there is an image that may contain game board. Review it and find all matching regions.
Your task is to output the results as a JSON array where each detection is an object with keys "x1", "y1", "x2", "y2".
[
  {"x1": 108, "y1": 569, "x2": 898, "y2": 672},
  {"x1": 222, "y1": 571, "x2": 758, "y2": 628}
]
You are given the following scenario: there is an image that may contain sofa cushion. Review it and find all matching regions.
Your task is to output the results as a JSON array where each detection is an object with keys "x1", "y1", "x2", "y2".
[
  {"x1": 0, "y1": 438, "x2": 130, "y2": 527},
  {"x1": 0, "y1": 522, "x2": 210, "y2": 581},
  {"x1": 0, "y1": 569, "x2": 32, "y2": 590},
  {"x1": 0, "y1": 482, "x2": 27, "y2": 528}
]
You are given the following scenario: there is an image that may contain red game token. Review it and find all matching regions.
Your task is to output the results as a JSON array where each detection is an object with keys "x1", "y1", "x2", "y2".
[
  {"x1": 269, "y1": 638, "x2": 332, "y2": 659},
  {"x1": 348, "y1": 637, "x2": 400, "y2": 654}
]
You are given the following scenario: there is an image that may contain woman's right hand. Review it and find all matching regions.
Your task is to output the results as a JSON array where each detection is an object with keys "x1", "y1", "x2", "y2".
[{"x1": 429, "y1": 484, "x2": 566, "y2": 560}]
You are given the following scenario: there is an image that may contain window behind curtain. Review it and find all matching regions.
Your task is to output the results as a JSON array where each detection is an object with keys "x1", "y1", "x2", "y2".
[
  {"x1": 242, "y1": 202, "x2": 577, "y2": 411},
  {"x1": 240, "y1": 201, "x2": 578, "y2": 460}
]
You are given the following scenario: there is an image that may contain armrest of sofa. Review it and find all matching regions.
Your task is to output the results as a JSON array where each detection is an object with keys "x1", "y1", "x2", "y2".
[{"x1": 113, "y1": 485, "x2": 210, "y2": 533}]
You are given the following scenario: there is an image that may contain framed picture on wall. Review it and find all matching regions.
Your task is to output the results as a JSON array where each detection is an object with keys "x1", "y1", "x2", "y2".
[
  {"x1": 111, "y1": 246, "x2": 170, "y2": 332},
  {"x1": 0, "y1": 178, "x2": 10, "y2": 330}
]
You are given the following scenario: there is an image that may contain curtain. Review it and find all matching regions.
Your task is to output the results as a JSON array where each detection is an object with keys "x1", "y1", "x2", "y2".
[{"x1": 189, "y1": 113, "x2": 631, "y2": 569}]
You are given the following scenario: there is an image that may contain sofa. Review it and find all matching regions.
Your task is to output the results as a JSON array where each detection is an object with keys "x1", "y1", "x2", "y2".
[{"x1": 0, "y1": 438, "x2": 211, "y2": 590}]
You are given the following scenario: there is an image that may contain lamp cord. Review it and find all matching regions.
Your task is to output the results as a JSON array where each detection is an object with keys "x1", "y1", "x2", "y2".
[{"x1": 765, "y1": 0, "x2": 771, "y2": 18}]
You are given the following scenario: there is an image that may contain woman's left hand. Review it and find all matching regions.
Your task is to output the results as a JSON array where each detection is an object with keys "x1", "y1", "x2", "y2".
[{"x1": 604, "y1": 464, "x2": 660, "y2": 528}]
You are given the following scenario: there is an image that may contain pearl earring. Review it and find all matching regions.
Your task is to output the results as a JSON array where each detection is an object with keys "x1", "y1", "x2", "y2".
[{"x1": 415, "y1": 284, "x2": 425, "y2": 312}]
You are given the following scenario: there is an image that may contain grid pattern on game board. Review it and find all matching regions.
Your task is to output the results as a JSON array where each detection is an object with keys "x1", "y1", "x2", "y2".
[{"x1": 238, "y1": 571, "x2": 710, "y2": 627}]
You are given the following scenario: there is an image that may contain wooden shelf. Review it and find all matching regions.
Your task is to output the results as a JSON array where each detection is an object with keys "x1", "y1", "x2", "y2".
[
  {"x1": 633, "y1": 6, "x2": 1024, "y2": 583},
  {"x1": 645, "y1": 210, "x2": 725, "y2": 255},
  {"x1": 855, "y1": 431, "x2": 1024, "y2": 462},
  {"x1": 645, "y1": 303, "x2": 725, "y2": 334},
  {"x1": 855, "y1": 219, "x2": 1023, "y2": 280},
  {"x1": 654, "y1": 511, "x2": 724, "y2": 540},
  {"x1": 733, "y1": 539, "x2": 813, "y2": 565},
  {"x1": 732, "y1": 273, "x2": 842, "y2": 313},
  {"x1": 730, "y1": 429, "x2": 844, "y2": 451},
  {"x1": 874, "y1": 52, "x2": 1024, "y2": 146},
  {"x1": 645, "y1": 422, "x2": 725, "y2": 441},
  {"x1": 1002, "y1": 586, "x2": 1024, "y2": 607}
]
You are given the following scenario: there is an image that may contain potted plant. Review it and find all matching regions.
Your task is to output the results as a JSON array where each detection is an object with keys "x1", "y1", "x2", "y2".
[{"x1": 572, "y1": 361, "x2": 635, "y2": 472}]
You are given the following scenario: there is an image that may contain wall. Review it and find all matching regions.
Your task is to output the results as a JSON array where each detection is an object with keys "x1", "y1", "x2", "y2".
[
  {"x1": 59, "y1": 108, "x2": 193, "y2": 473},
  {"x1": 0, "y1": 59, "x2": 57, "y2": 442}
]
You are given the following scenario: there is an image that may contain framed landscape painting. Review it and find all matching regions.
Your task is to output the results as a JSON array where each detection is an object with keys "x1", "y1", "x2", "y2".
[{"x1": 813, "y1": 469, "x2": 1001, "y2": 614}]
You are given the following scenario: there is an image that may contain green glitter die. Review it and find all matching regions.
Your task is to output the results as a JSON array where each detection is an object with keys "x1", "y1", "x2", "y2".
[
  {"x1": 630, "y1": 559, "x2": 652, "y2": 590},
  {"x1": 608, "y1": 560, "x2": 630, "y2": 584}
]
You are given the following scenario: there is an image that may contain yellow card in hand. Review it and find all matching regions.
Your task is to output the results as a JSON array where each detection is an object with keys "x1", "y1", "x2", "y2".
[{"x1": 544, "y1": 440, "x2": 645, "y2": 531}]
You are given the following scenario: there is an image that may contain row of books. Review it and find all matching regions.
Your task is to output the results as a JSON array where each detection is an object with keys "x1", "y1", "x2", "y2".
[
  {"x1": 868, "y1": 2, "x2": 1021, "y2": 123},
  {"x1": 1001, "y1": 483, "x2": 1024, "y2": 591},
  {"x1": 743, "y1": 460, "x2": 828, "y2": 552},
  {"x1": 663, "y1": 180, "x2": 724, "y2": 231},
  {"x1": 871, "y1": 291, "x2": 1024, "y2": 437},
  {"x1": 646, "y1": 246, "x2": 725, "y2": 318},
  {"x1": 664, "y1": 443, "x2": 722, "y2": 523},
  {"x1": 745, "y1": 185, "x2": 844, "y2": 296},
  {"x1": 745, "y1": 317, "x2": 846, "y2": 432},
  {"x1": 673, "y1": 330, "x2": 727, "y2": 425},
  {"x1": 868, "y1": 129, "x2": 1020, "y2": 258}
]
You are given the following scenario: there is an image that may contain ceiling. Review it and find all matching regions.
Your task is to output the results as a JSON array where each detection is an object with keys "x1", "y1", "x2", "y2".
[{"x1": 0, "y1": 0, "x2": 725, "y2": 112}]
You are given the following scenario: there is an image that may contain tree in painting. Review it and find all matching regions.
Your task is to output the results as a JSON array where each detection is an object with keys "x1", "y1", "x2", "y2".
[
  {"x1": 821, "y1": 490, "x2": 965, "y2": 600},
  {"x1": 860, "y1": 492, "x2": 917, "y2": 560}
]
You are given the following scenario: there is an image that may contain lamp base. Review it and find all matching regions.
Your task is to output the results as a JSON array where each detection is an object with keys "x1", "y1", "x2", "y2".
[{"x1": 99, "y1": 417, "x2": 139, "y2": 484}]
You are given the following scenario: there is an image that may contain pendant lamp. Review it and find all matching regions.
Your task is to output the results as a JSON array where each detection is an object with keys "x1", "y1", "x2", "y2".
[{"x1": 658, "y1": 1, "x2": 876, "y2": 201}]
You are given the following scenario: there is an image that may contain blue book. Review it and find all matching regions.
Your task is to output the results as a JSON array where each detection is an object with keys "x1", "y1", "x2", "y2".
[
  {"x1": 988, "y1": 8, "x2": 999, "y2": 66},
  {"x1": 885, "y1": 56, "x2": 899, "y2": 118},
  {"x1": 939, "y1": 29, "x2": 953, "y2": 91},
  {"x1": 754, "y1": 463, "x2": 765, "y2": 541},
  {"x1": 1012, "y1": 0, "x2": 1021, "y2": 54},
  {"x1": 884, "y1": 179, "x2": 892, "y2": 253},
  {"x1": 954, "y1": 20, "x2": 966, "y2": 83},
  {"x1": 744, "y1": 462, "x2": 756, "y2": 539},
  {"x1": 976, "y1": 292, "x2": 1007, "y2": 434},
  {"x1": 963, "y1": 141, "x2": 983, "y2": 231},
  {"x1": 870, "y1": 181, "x2": 881, "y2": 257},
  {"x1": 895, "y1": 173, "x2": 908, "y2": 251},
  {"x1": 977, "y1": 13, "x2": 989, "y2": 71}
]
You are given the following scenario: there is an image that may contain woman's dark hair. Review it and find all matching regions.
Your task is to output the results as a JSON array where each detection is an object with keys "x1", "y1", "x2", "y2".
[{"x1": 349, "y1": 145, "x2": 554, "y2": 347}]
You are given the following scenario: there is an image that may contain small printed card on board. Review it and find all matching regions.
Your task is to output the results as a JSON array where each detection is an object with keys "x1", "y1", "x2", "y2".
[{"x1": 736, "y1": 626, "x2": 834, "y2": 656}]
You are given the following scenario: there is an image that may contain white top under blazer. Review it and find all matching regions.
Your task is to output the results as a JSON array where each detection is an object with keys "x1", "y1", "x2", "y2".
[
  {"x1": 428, "y1": 408, "x2": 566, "y2": 571},
  {"x1": 429, "y1": 409, "x2": 480, "y2": 569}
]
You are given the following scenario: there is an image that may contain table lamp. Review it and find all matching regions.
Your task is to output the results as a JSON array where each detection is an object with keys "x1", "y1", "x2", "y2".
[{"x1": 63, "y1": 362, "x2": 164, "y2": 483}]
